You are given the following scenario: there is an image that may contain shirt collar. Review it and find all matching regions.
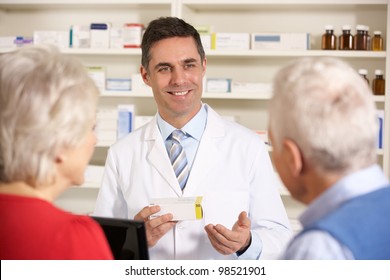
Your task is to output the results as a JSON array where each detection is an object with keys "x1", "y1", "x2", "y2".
[
  {"x1": 300, "y1": 164, "x2": 390, "y2": 227},
  {"x1": 157, "y1": 103, "x2": 207, "y2": 141}
]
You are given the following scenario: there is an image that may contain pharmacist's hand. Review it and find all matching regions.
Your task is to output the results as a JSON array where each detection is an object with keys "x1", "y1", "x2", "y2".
[
  {"x1": 134, "y1": 205, "x2": 176, "y2": 248},
  {"x1": 204, "y1": 211, "x2": 251, "y2": 255}
]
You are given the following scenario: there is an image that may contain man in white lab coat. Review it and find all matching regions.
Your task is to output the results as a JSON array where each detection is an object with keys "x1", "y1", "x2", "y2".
[{"x1": 94, "y1": 16, "x2": 291, "y2": 260}]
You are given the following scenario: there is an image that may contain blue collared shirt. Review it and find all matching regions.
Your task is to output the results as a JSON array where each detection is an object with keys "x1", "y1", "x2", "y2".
[
  {"x1": 281, "y1": 164, "x2": 390, "y2": 259},
  {"x1": 157, "y1": 104, "x2": 207, "y2": 169}
]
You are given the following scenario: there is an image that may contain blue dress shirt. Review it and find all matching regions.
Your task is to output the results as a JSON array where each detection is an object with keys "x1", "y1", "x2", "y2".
[
  {"x1": 281, "y1": 164, "x2": 390, "y2": 259},
  {"x1": 157, "y1": 104, "x2": 207, "y2": 170}
]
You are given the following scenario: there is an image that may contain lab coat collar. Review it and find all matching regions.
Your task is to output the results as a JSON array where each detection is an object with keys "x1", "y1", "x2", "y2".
[
  {"x1": 143, "y1": 105, "x2": 226, "y2": 197},
  {"x1": 183, "y1": 105, "x2": 225, "y2": 196},
  {"x1": 144, "y1": 117, "x2": 182, "y2": 196}
]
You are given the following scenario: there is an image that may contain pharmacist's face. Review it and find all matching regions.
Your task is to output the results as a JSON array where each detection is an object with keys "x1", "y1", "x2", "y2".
[{"x1": 141, "y1": 36, "x2": 206, "y2": 127}]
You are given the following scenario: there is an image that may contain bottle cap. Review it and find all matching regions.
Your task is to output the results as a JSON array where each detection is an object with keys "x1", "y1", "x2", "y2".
[
  {"x1": 374, "y1": 69, "x2": 383, "y2": 76},
  {"x1": 374, "y1": 30, "x2": 382, "y2": 35},
  {"x1": 358, "y1": 69, "x2": 368, "y2": 75},
  {"x1": 342, "y1": 25, "x2": 351, "y2": 30},
  {"x1": 356, "y1": 24, "x2": 365, "y2": 31},
  {"x1": 325, "y1": 25, "x2": 334, "y2": 30}
]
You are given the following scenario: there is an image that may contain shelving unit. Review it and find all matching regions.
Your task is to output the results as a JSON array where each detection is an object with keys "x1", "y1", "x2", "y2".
[
  {"x1": 178, "y1": 0, "x2": 389, "y2": 176},
  {"x1": 0, "y1": 0, "x2": 176, "y2": 215},
  {"x1": 1, "y1": 1, "x2": 389, "y2": 223}
]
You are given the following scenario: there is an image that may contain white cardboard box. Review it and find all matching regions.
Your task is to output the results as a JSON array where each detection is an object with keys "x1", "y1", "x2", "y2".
[
  {"x1": 87, "y1": 66, "x2": 106, "y2": 90},
  {"x1": 106, "y1": 78, "x2": 131, "y2": 91},
  {"x1": 251, "y1": 33, "x2": 310, "y2": 50},
  {"x1": 0, "y1": 36, "x2": 16, "y2": 48},
  {"x1": 200, "y1": 34, "x2": 211, "y2": 50},
  {"x1": 96, "y1": 129, "x2": 116, "y2": 143},
  {"x1": 211, "y1": 33, "x2": 250, "y2": 50},
  {"x1": 71, "y1": 25, "x2": 90, "y2": 48},
  {"x1": 231, "y1": 82, "x2": 272, "y2": 94},
  {"x1": 206, "y1": 78, "x2": 231, "y2": 93},
  {"x1": 134, "y1": 116, "x2": 153, "y2": 130},
  {"x1": 90, "y1": 23, "x2": 110, "y2": 49},
  {"x1": 117, "y1": 104, "x2": 135, "y2": 140},
  {"x1": 82, "y1": 165, "x2": 105, "y2": 188},
  {"x1": 110, "y1": 27, "x2": 124, "y2": 49},
  {"x1": 131, "y1": 73, "x2": 152, "y2": 94},
  {"x1": 150, "y1": 197, "x2": 203, "y2": 221},
  {"x1": 33, "y1": 30, "x2": 69, "y2": 48}
]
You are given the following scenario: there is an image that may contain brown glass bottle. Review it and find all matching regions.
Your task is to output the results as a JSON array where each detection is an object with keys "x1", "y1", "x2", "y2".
[
  {"x1": 358, "y1": 69, "x2": 369, "y2": 85},
  {"x1": 364, "y1": 26, "x2": 371, "y2": 51},
  {"x1": 322, "y1": 25, "x2": 337, "y2": 50},
  {"x1": 372, "y1": 31, "x2": 384, "y2": 51},
  {"x1": 372, "y1": 70, "x2": 385, "y2": 95},
  {"x1": 354, "y1": 25, "x2": 367, "y2": 50},
  {"x1": 339, "y1": 25, "x2": 353, "y2": 50}
]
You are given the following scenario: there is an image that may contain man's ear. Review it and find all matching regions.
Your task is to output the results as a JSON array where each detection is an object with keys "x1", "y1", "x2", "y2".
[
  {"x1": 54, "y1": 148, "x2": 67, "y2": 165},
  {"x1": 140, "y1": 66, "x2": 151, "y2": 86},
  {"x1": 202, "y1": 58, "x2": 207, "y2": 77},
  {"x1": 283, "y1": 139, "x2": 303, "y2": 177}
]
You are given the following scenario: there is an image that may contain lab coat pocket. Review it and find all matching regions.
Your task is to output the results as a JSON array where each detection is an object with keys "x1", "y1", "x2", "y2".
[{"x1": 203, "y1": 191, "x2": 249, "y2": 230}]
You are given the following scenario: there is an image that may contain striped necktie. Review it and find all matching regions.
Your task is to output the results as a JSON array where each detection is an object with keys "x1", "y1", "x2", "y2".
[{"x1": 169, "y1": 130, "x2": 189, "y2": 190}]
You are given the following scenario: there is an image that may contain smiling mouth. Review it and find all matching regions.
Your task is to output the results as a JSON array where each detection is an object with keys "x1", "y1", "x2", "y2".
[{"x1": 168, "y1": 90, "x2": 189, "y2": 96}]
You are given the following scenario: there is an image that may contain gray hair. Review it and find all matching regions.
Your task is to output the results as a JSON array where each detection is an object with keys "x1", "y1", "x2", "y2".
[
  {"x1": 269, "y1": 57, "x2": 378, "y2": 173},
  {"x1": 0, "y1": 45, "x2": 99, "y2": 185}
]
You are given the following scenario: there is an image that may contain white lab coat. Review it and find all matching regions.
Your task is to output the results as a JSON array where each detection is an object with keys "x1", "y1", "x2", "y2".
[{"x1": 94, "y1": 104, "x2": 291, "y2": 260}]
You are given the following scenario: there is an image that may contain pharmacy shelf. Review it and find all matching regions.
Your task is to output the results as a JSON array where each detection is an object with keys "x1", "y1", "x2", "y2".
[
  {"x1": 80, "y1": 171, "x2": 291, "y2": 196},
  {"x1": 97, "y1": 139, "x2": 273, "y2": 149},
  {"x1": 179, "y1": 0, "x2": 389, "y2": 178},
  {"x1": 101, "y1": 90, "x2": 151, "y2": 97},
  {"x1": 0, "y1": 48, "x2": 141, "y2": 55},
  {"x1": 1, "y1": 48, "x2": 385, "y2": 59},
  {"x1": 97, "y1": 132, "x2": 386, "y2": 157},
  {"x1": 180, "y1": 0, "x2": 387, "y2": 10},
  {"x1": 79, "y1": 182, "x2": 100, "y2": 189},
  {"x1": 206, "y1": 50, "x2": 386, "y2": 58},
  {"x1": 377, "y1": 149, "x2": 385, "y2": 156},
  {"x1": 181, "y1": 0, "x2": 387, "y2": 5},
  {"x1": 79, "y1": 181, "x2": 293, "y2": 196},
  {"x1": 64, "y1": 48, "x2": 142, "y2": 55},
  {"x1": 3, "y1": 0, "x2": 389, "y2": 217},
  {"x1": 268, "y1": 146, "x2": 384, "y2": 156},
  {"x1": 101, "y1": 91, "x2": 385, "y2": 102},
  {"x1": 101, "y1": 90, "x2": 272, "y2": 100},
  {"x1": 0, "y1": 0, "x2": 173, "y2": 10},
  {"x1": 373, "y1": 95, "x2": 386, "y2": 102},
  {"x1": 202, "y1": 92, "x2": 272, "y2": 99}
]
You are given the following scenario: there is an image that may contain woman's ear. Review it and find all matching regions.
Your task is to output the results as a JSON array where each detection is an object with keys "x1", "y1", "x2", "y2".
[{"x1": 283, "y1": 139, "x2": 303, "y2": 177}]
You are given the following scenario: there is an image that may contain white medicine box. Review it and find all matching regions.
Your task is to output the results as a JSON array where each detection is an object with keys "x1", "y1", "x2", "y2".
[
  {"x1": 251, "y1": 33, "x2": 310, "y2": 50},
  {"x1": 211, "y1": 33, "x2": 250, "y2": 50},
  {"x1": 90, "y1": 23, "x2": 110, "y2": 49}
]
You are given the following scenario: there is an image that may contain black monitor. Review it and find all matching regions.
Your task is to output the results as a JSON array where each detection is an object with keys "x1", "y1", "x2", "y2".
[{"x1": 91, "y1": 216, "x2": 149, "y2": 260}]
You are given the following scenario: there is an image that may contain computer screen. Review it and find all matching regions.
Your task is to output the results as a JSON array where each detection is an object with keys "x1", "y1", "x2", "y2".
[{"x1": 91, "y1": 216, "x2": 149, "y2": 260}]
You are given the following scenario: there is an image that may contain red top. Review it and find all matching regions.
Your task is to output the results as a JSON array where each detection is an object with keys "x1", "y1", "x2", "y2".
[{"x1": 0, "y1": 194, "x2": 113, "y2": 260}]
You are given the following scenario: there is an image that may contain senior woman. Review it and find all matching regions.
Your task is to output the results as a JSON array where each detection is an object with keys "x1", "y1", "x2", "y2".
[{"x1": 0, "y1": 45, "x2": 113, "y2": 259}]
